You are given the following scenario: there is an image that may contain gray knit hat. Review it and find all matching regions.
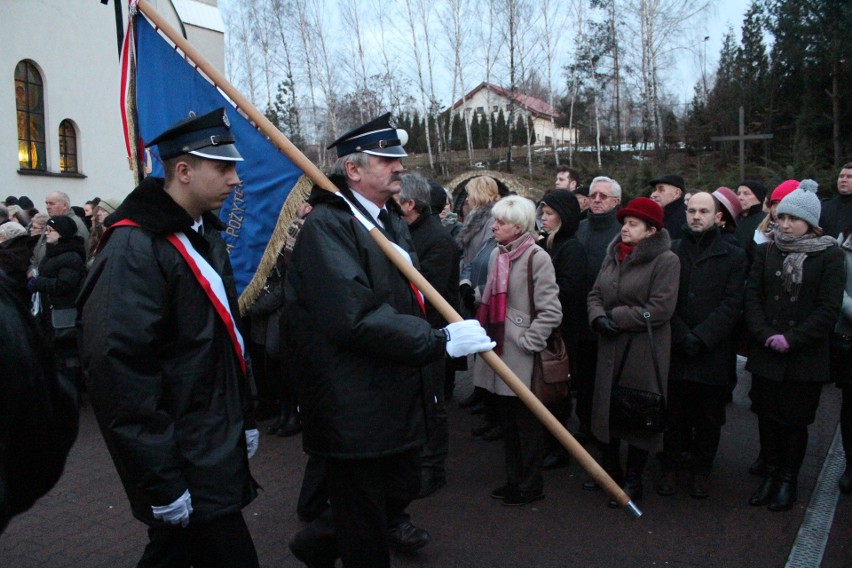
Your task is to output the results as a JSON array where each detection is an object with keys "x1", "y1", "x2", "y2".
[{"x1": 776, "y1": 179, "x2": 821, "y2": 228}]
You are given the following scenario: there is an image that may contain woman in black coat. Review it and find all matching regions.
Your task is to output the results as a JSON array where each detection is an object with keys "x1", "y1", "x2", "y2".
[
  {"x1": 744, "y1": 180, "x2": 845, "y2": 512},
  {"x1": 29, "y1": 216, "x2": 86, "y2": 391},
  {"x1": 538, "y1": 190, "x2": 590, "y2": 468}
]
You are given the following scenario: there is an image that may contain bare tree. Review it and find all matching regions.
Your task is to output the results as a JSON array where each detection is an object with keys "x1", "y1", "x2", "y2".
[
  {"x1": 404, "y1": 0, "x2": 436, "y2": 170},
  {"x1": 339, "y1": 0, "x2": 372, "y2": 123},
  {"x1": 442, "y1": 0, "x2": 473, "y2": 165},
  {"x1": 293, "y1": 0, "x2": 323, "y2": 160}
]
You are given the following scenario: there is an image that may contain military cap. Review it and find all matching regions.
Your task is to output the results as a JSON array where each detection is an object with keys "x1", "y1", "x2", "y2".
[
  {"x1": 327, "y1": 112, "x2": 408, "y2": 158},
  {"x1": 147, "y1": 108, "x2": 243, "y2": 162}
]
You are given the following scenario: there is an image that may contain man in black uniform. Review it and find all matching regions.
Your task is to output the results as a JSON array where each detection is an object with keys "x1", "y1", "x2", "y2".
[
  {"x1": 285, "y1": 114, "x2": 494, "y2": 567},
  {"x1": 79, "y1": 109, "x2": 260, "y2": 567}
]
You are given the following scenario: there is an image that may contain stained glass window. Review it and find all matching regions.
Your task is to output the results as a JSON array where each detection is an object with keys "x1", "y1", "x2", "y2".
[
  {"x1": 59, "y1": 120, "x2": 78, "y2": 173},
  {"x1": 15, "y1": 61, "x2": 46, "y2": 171}
]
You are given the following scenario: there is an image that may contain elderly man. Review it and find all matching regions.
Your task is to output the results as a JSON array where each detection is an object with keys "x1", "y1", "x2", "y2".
[
  {"x1": 79, "y1": 109, "x2": 260, "y2": 567},
  {"x1": 658, "y1": 191, "x2": 747, "y2": 499},
  {"x1": 820, "y1": 162, "x2": 852, "y2": 241},
  {"x1": 649, "y1": 174, "x2": 687, "y2": 239},
  {"x1": 396, "y1": 172, "x2": 461, "y2": 498},
  {"x1": 285, "y1": 113, "x2": 493, "y2": 568},
  {"x1": 30, "y1": 191, "x2": 89, "y2": 271}
]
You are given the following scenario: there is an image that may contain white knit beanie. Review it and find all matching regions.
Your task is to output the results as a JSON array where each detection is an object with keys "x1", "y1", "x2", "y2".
[{"x1": 776, "y1": 179, "x2": 821, "y2": 228}]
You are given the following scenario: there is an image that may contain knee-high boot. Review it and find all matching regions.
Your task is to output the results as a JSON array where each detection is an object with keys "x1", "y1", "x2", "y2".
[
  {"x1": 768, "y1": 425, "x2": 807, "y2": 512},
  {"x1": 750, "y1": 418, "x2": 785, "y2": 505}
]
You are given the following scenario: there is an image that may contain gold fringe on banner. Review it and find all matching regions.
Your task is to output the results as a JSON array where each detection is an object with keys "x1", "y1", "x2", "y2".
[{"x1": 237, "y1": 174, "x2": 313, "y2": 315}]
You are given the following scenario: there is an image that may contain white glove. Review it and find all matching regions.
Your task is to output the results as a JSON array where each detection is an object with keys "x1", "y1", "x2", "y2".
[
  {"x1": 245, "y1": 429, "x2": 260, "y2": 459},
  {"x1": 443, "y1": 320, "x2": 496, "y2": 358},
  {"x1": 151, "y1": 489, "x2": 193, "y2": 527}
]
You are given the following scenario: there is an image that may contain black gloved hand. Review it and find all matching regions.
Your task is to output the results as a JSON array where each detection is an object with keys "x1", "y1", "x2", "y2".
[
  {"x1": 680, "y1": 333, "x2": 704, "y2": 357},
  {"x1": 592, "y1": 316, "x2": 620, "y2": 337},
  {"x1": 460, "y1": 283, "x2": 476, "y2": 312}
]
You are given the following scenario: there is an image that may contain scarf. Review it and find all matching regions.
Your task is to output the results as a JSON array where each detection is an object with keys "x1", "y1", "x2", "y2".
[
  {"x1": 476, "y1": 233, "x2": 535, "y2": 354},
  {"x1": 616, "y1": 241, "x2": 636, "y2": 262},
  {"x1": 772, "y1": 231, "x2": 837, "y2": 298}
]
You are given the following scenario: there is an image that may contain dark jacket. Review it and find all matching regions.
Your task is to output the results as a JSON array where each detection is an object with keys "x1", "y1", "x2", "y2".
[
  {"x1": 744, "y1": 240, "x2": 845, "y2": 383},
  {"x1": 819, "y1": 194, "x2": 852, "y2": 242},
  {"x1": 284, "y1": 177, "x2": 447, "y2": 459},
  {"x1": 576, "y1": 208, "x2": 621, "y2": 282},
  {"x1": 35, "y1": 237, "x2": 86, "y2": 311},
  {"x1": 734, "y1": 203, "x2": 765, "y2": 253},
  {"x1": 79, "y1": 177, "x2": 256, "y2": 526},
  {"x1": 663, "y1": 199, "x2": 687, "y2": 240},
  {"x1": 670, "y1": 227, "x2": 747, "y2": 385},
  {"x1": 408, "y1": 211, "x2": 460, "y2": 329},
  {"x1": 545, "y1": 231, "x2": 590, "y2": 349},
  {"x1": 0, "y1": 235, "x2": 32, "y2": 303}
]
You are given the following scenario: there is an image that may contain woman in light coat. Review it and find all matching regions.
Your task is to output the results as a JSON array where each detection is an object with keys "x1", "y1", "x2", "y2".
[
  {"x1": 586, "y1": 197, "x2": 680, "y2": 507},
  {"x1": 473, "y1": 195, "x2": 562, "y2": 506}
]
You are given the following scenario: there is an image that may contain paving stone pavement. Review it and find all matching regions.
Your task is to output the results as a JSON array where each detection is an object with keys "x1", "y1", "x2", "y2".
[{"x1": 1, "y1": 360, "x2": 850, "y2": 567}]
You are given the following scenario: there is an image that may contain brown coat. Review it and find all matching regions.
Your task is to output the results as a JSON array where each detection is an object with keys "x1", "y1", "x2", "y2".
[
  {"x1": 587, "y1": 230, "x2": 680, "y2": 452},
  {"x1": 474, "y1": 240, "x2": 562, "y2": 397}
]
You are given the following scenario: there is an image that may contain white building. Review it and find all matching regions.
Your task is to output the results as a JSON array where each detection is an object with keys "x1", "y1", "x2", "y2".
[
  {"x1": 1, "y1": 0, "x2": 226, "y2": 209},
  {"x1": 449, "y1": 82, "x2": 578, "y2": 147}
]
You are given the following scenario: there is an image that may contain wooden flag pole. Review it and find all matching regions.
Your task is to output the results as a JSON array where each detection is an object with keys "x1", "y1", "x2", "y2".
[{"x1": 135, "y1": 0, "x2": 639, "y2": 517}]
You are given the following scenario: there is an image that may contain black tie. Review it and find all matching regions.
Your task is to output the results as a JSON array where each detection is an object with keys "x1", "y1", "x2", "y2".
[{"x1": 377, "y1": 209, "x2": 396, "y2": 241}]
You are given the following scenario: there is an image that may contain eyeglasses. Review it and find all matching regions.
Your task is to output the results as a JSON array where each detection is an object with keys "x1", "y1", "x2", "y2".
[{"x1": 589, "y1": 192, "x2": 614, "y2": 200}]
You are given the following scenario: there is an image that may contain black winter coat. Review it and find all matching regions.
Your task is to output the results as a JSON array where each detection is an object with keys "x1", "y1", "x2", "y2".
[
  {"x1": 744, "y1": 240, "x2": 845, "y2": 383},
  {"x1": 79, "y1": 177, "x2": 256, "y2": 526},
  {"x1": 663, "y1": 199, "x2": 687, "y2": 240},
  {"x1": 36, "y1": 237, "x2": 86, "y2": 311},
  {"x1": 285, "y1": 178, "x2": 446, "y2": 459},
  {"x1": 408, "y1": 212, "x2": 460, "y2": 328},
  {"x1": 545, "y1": 231, "x2": 590, "y2": 349},
  {"x1": 670, "y1": 227, "x2": 747, "y2": 385}
]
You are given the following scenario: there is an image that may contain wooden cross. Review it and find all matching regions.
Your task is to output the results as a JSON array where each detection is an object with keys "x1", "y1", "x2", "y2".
[{"x1": 711, "y1": 106, "x2": 773, "y2": 180}]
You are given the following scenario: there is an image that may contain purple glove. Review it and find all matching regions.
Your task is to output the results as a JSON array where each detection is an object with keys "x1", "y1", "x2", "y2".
[{"x1": 765, "y1": 334, "x2": 790, "y2": 353}]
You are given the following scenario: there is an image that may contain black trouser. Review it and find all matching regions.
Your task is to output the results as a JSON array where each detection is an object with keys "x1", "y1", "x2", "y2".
[
  {"x1": 662, "y1": 381, "x2": 728, "y2": 473},
  {"x1": 138, "y1": 513, "x2": 258, "y2": 568},
  {"x1": 497, "y1": 395, "x2": 545, "y2": 493},
  {"x1": 757, "y1": 417, "x2": 809, "y2": 479},
  {"x1": 325, "y1": 449, "x2": 420, "y2": 568},
  {"x1": 573, "y1": 338, "x2": 598, "y2": 429},
  {"x1": 297, "y1": 455, "x2": 329, "y2": 521},
  {"x1": 601, "y1": 439, "x2": 648, "y2": 481},
  {"x1": 421, "y1": 357, "x2": 449, "y2": 478},
  {"x1": 841, "y1": 386, "x2": 852, "y2": 464}
]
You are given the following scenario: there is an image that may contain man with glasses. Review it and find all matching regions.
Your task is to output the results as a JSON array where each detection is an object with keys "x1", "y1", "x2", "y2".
[{"x1": 574, "y1": 176, "x2": 622, "y2": 455}]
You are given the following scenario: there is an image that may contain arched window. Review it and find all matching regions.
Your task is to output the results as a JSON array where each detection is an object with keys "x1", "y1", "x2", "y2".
[
  {"x1": 15, "y1": 61, "x2": 46, "y2": 171},
  {"x1": 59, "y1": 119, "x2": 78, "y2": 173}
]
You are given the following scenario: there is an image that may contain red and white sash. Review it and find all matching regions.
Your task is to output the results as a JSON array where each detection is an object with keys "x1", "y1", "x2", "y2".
[{"x1": 104, "y1": 219, "x2": 247, "y2": 375}]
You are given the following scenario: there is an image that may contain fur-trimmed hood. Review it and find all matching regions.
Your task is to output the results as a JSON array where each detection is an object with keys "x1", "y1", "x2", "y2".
[
  {"x1": 104, "y1": 176, "x2": 225, "y2": 235},
  {"x1": 456, "y1": 203, "x2": 494, "y2": 251}
]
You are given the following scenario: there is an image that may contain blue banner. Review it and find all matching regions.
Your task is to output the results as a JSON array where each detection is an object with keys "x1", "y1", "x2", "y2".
[{"x1": 134, "y1": 15, "x2": 302, "y2": 294}]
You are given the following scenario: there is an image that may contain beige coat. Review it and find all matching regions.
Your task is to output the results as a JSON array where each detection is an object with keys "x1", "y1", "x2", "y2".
[
  {"x1": 474, "y1": 240, "x2": 562, "y2": 396},
  {"x1": 587, "y1": 230, "x2": 680, "y2": 452}
]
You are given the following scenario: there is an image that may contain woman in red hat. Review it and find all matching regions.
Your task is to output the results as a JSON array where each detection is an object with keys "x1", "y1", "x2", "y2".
[{"x1": 586, "y1": 197, "x2": 680, "y2": 506}]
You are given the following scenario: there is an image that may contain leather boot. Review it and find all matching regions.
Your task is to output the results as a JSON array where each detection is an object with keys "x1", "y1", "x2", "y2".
[
  {"x1": 767, "y1": 470, "x2": 797, "y2": 512},
  {"x1": 749, "y1": 475, "x2": 779, "y2": 506}
]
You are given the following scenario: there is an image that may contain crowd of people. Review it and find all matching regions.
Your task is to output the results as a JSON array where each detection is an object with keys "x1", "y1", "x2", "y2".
[{"x1": 1, "y1": 106, "x2": 850, "y2": 568}]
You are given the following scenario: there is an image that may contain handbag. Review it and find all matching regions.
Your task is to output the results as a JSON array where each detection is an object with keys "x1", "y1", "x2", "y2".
[
  {"x1": 50, "y1": 307, "x2": 78, "y2": 342},
  {"x1": 526, "y1": 250, "x2": 571, "y2": 405},
  {"x1": 609, "y1": 311, "x2": 667, "y2": 434}
]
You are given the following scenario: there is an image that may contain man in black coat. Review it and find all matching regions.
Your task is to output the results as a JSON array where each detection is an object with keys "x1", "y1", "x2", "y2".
[
  {"x1": 396, "y1": 172, "x2": 461, "y2": 498},
  {"x1": 819, "y1": 162, "x2": 852, "y2": 241},
  {"x1": 79, "y1": 109, "x2": 261, "y2": 567},
  {"x1": 649, "y1": 174, "x2": 688, "y2": 240},
  {"x1": 285, "y1": 114, "x2": 493, "y2": 568},
  {"x1": 657, "y1": 192, "x2": 747, "y2": 499}
]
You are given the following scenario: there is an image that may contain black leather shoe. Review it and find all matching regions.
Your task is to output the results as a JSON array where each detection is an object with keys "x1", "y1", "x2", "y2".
[
  {"x1": 749, "y1": 477, "x2": 779, "y2": 506},
  {"x1": 289, "y1": 516, "x2": 338, "y2": 568},
  {"x1": 274, "y1": 413, "x2": 302, "y2": 437},
  {"x1": 689, "y1": 473, "x2": 709, "y2": 499},
  {"x1": 481, "y1": 425, "x2": 503, "y2": 441},
  {"x1": 542, "y1": 449, "x2": 571, "y2": 470},
  {"x1": 501, "y1": 489, "x2": 544, "y2": 506},
  {"x1": 767, "y1": 480, "x2": 797, "y2": 512},
  {"x1": 490, "y1": 483, "x2": 517, "y2": 499},
  {"x1": 608, "y1": 476, "x2": 642, "y2": 508},
  {"x1": 655, "y1": 471, "x2": 677, "y2": 496},
  {"x1": 582, "y1": 478, "x2": 600, "y2": 491},
  {"x1": 416, "y1": 475, "x2": 446, "y2": 499},
  {"x1": 840, "y1": 466, "x2": 852, "y2": 494},
  {"x1": 387, "y1": 521, "x2": 430, "y2": 552}
]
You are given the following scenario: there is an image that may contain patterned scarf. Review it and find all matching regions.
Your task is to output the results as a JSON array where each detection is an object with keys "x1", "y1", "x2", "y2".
[
  {"x1": 477, "y1": 233, "x2": 535, "y2": 354},
  {"x1": 772, "y1": 231, "x2": 837, "y2": 298}
]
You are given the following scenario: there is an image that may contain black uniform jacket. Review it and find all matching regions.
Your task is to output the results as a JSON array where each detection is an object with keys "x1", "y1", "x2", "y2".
[
  {"x1": 78, "y1": 177, "x2": 256, "y2": 525},
  {"x1": 285, "y1": 176, "x2": 446, "y2": 459}
]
